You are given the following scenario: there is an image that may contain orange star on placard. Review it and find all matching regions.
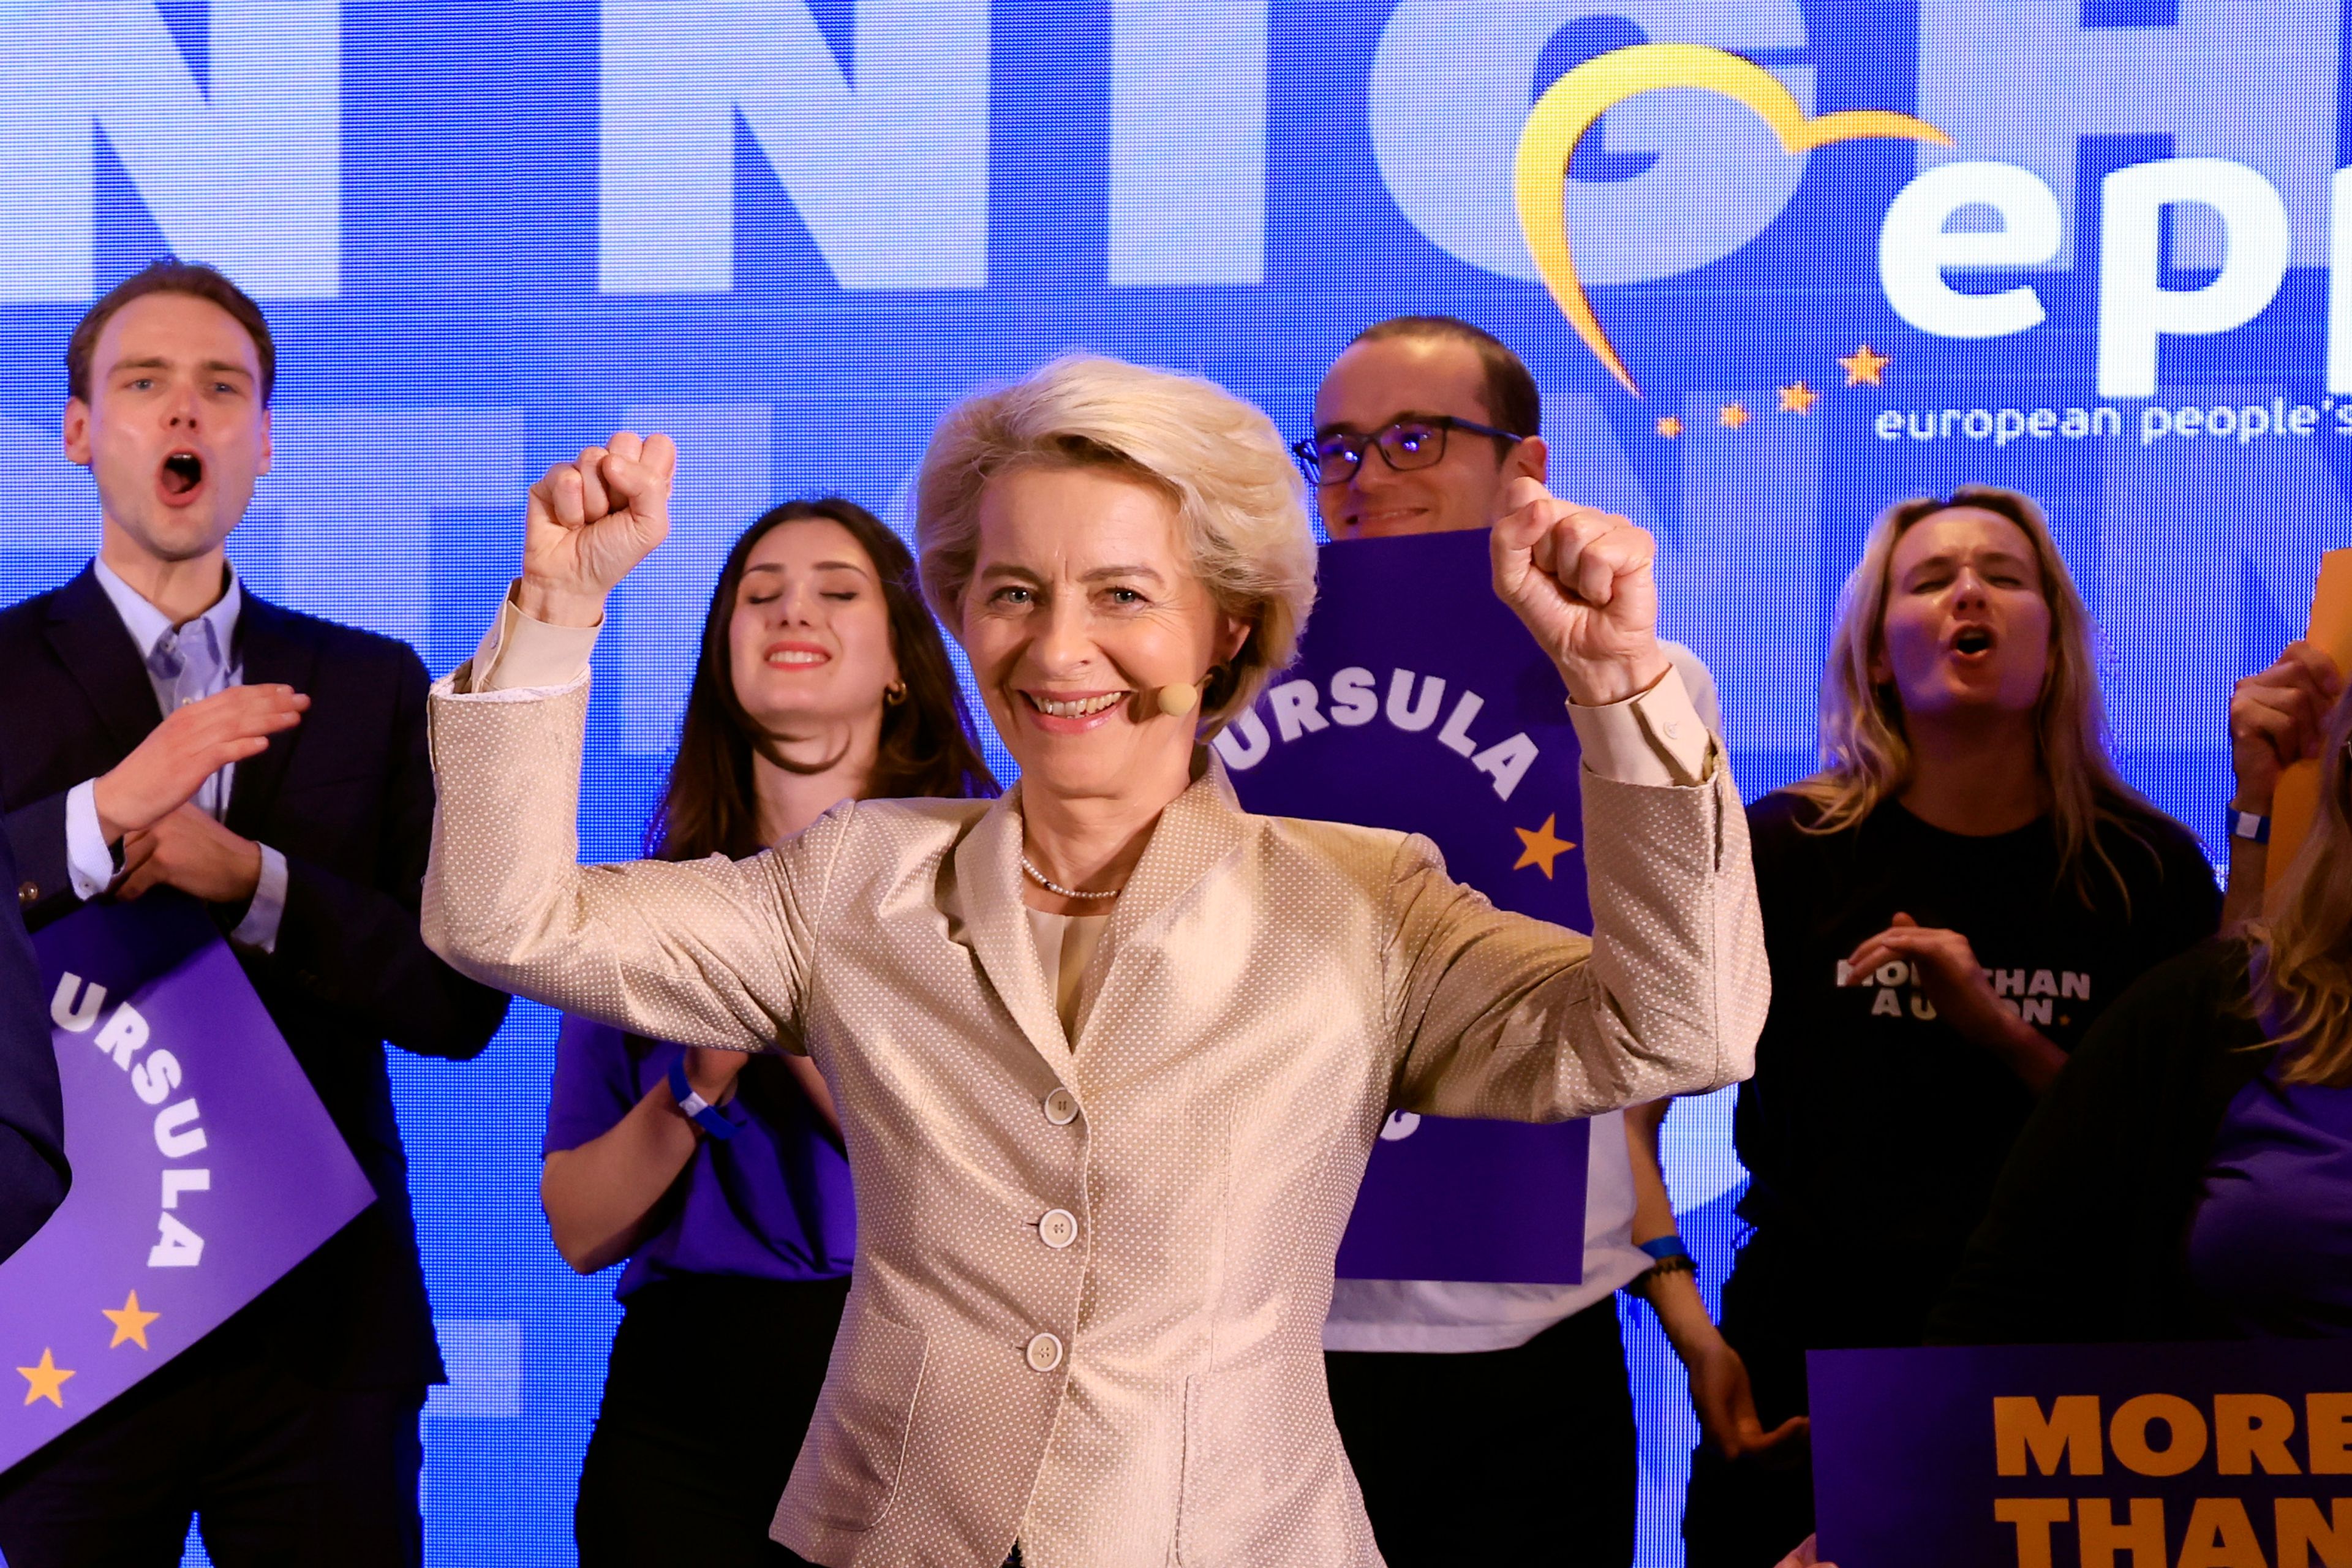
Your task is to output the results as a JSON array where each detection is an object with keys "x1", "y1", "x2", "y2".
[
  {"x1": 1838, "y1": 344, "x2": 1891, "y2": 386},
  {"x1": 1777, "y1": 380, "x2": 1819, "y2": 415},
  {"x1": 18, "y1": 1348, "x2": 72, "y2": 1408},
  {"x1": 104, "y1": 1290, "x2": 160, "y2": 1351},
  {"x1": 1717, "y1": 402, "x2": 1750, "y2": 430},
  {"x1": 1513, "y1": 815, "x2": 1577, "y2": 880},
  {"x1": 1656, "y1": 415, "x2": 1683, "y2": 439}
]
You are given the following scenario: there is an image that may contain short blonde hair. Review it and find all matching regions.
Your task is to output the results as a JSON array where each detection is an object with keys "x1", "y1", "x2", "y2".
[
  {"x1": 914, "y1": 354, "x2": 1316, "y2": 733},
  {"x1": 1790, "y1": 484, "x2": 2173, "y2": 903}
]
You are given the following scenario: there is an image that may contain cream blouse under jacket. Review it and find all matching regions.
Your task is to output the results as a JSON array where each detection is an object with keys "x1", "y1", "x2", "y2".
[{"x1": 421, "y1": 620, "x2": 1767, "y2": 1568}]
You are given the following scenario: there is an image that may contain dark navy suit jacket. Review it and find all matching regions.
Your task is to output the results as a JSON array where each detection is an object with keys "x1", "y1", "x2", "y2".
[
  {"x1": 0, "y1": 565, "x2": 508, "y2": 1387},
  {"x1": 0, "y1": 827, "x2": 67, "y2": 1262}
]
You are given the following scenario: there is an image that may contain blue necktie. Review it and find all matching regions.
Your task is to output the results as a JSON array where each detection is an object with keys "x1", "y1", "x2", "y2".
[{"x1": 148, "y1": 622, "x2": 228, "y2": 816}]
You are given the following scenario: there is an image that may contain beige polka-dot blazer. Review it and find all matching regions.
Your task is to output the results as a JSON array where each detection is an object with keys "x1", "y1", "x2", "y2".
[{"x1": 422, "y1": 676, "x2": 1765, "y2": 1568}]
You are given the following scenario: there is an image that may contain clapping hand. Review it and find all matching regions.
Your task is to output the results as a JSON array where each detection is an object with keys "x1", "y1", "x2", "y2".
[
  {"x1": 1490, "y1": 477, "x2": 1670, "y2": 706},
  {"x1": 519, "y1": 431, "x2": 678, "y2": 628},
  {"x1": 91, "y1": 684, "x2": 306, "y2": 842},
  {"x1": 117, "y1": 805, "x2": 264, "y2": 907}
]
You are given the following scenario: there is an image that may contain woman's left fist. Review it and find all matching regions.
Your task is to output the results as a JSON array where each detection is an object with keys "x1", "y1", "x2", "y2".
[{"x1": 1491, "y1": 477, "x2": 1668, "y2": 706}]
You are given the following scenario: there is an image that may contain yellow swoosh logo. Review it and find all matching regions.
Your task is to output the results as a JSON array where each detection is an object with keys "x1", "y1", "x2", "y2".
[{"x1": 1514, "y1": 43, "x2": 1950, "y2": 398}]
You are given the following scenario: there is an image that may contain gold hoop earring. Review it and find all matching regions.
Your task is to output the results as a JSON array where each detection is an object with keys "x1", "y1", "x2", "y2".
[{"x1": 884, "y1": 679, "x2": 908, "y2": 707}]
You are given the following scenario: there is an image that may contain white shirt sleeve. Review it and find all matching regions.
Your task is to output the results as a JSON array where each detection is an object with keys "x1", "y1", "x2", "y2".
[
  {"x1": 1660, "y1": 639, "x2": 1724, "y2": 740},
  {"x1": 465, "y1": 585, "x2": 603, "y2": 694},
  {"x1": 230, "y1": 844, "x2": 290, "y2": 952},
  {"x1": 1564, "y1": 664, "x2": 1716, "y2": 788},
  {"x1": 63, "y1": 778, "x2": 116, "y2": 902}
]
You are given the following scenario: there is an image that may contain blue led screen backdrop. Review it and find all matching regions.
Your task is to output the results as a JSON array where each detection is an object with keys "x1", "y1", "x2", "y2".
[{"x1": 0, "y1": 3, "x2": 2341, "y2": 1562}]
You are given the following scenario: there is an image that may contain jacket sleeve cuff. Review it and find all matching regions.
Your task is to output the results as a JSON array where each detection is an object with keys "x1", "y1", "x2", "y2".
[
  {"x1": 63, "y1": 779, "x2": 116, "y2": 902},
  {"x1": 464, "y1": 584, "x2": 602, "y2": 694},
  {"x1": 1565, "y1": 665, "x2": 1716, "y2": 788}
]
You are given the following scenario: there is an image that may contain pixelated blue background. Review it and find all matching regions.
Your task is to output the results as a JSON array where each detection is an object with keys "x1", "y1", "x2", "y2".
[{"x1": 0, "y1": 3, "x2": 2342, "y2": 1562}]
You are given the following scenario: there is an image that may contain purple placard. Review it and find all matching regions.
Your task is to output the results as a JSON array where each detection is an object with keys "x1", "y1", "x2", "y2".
[
  {"x1": 0, "y1": 896, "x2": 375, "y2": 1476},
  {"x1": 1219, "y1": 527, "x2": 1590, "y2": 1284},
  {"x1": 1811, "y1": 1341, "x2": 2352, "y2": 1568}
]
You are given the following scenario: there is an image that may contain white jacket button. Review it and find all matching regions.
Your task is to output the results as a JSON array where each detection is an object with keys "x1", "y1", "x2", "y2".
[
  {"x1": 1025, "y1": 1333, "x2": 1064, "y2": 1372},
  {"x1": 1043, "y1": 1088, "x2": 1079, "y2": 1125},
  {"x1": 1038, "y1": 1209, "x2": 1078, "y2": 1250}
]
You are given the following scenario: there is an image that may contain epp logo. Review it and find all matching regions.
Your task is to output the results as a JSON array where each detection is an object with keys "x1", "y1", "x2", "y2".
[{"x1": 1517, "y1": 43, "x2": 2346, "y2": 401}]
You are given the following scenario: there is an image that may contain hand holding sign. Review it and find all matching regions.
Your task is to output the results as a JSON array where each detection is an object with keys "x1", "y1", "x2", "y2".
[
  {"x1": 1490, "y1": 477, "x2": 1670, "y2": 706},
  {"x1": 519, "y1": 431, "x2": 678, "y2": 629},
  {"x1": 2230, "y1": 639, "x2": 2342, "y2": 813},
  {"x1": 1687, "y1": 1336, "x2": 1810, "y2": 1464}
]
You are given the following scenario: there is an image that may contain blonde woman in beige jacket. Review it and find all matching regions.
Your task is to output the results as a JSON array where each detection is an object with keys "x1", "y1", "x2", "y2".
[{"x1": 421, "y1": 356, "x2": 1766, "y2": 1568}]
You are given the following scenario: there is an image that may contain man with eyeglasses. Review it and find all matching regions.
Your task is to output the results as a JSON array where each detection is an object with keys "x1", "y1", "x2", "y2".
[{"x1": 1297, "y1": 316, "x2": 1790, "y2": 1566}]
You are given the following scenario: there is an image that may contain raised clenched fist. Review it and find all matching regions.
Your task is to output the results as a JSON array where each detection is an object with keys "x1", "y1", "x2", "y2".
[
  {"x1": 518, "y1": 431, "x2": 678, "y2": 628},
  {"x1": 1490, "y1": 475, "x2": 1669, "y2": 706}
]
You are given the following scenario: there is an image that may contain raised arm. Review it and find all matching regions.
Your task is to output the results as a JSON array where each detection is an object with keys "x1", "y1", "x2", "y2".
[
  {"x1": 420, "y1": 433, "x2": 820, "y2": 1052},
  {"x1": 1390, "y1": 480, "x2": 1767, "y2": 1118}
]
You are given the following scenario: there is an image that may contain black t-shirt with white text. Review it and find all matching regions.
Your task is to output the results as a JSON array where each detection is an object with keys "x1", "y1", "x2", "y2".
[{"x1": 1731, "y1": 790, "x2": 2220, "y2": 1343}]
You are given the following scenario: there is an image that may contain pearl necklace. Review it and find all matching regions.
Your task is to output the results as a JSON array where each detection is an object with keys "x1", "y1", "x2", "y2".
[{"x1": 1020, "y1": 853, "x2": 1121, "y2": 900}]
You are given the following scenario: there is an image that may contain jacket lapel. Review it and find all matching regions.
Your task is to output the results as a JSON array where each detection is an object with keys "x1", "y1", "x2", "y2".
[
  {"x1": 952, "y1": 785, "x2": 1075, "y2": 1071},
  {"x1": 1071, "y1": 750, "x2": 1251, "y2": 1051},
  {"x1": 225, "y1": 592, "x2": 317, "y2": 839},
  {"x1": 42, "y1": 565, "x2": 164, "y2": 759}
]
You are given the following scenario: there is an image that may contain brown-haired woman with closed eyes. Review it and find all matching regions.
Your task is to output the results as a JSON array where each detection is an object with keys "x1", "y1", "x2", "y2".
[{"x1": 538, "y1": 498, "x2": 993, "y2": 1567}]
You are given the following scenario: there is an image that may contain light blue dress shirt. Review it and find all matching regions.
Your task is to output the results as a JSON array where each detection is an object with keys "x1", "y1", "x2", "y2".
[{"x1": 61, "y1": 559, "x2": 288, "y2": 951}]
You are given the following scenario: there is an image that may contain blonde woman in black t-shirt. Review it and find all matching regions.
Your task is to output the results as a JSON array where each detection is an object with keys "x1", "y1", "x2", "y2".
[{"x1": 1682, "y1": 486, "x2": 2219, "y2": 1568}]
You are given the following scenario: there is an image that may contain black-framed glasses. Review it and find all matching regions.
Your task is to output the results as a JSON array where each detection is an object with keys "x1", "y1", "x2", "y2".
[{"x1": 1290, "y1": 415, "x2": 1521, "y2": 484}]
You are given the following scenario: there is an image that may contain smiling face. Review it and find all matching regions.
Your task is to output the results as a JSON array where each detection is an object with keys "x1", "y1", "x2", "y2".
[
  {"x1": 1310, "y1": 334, "x2": 1540, "y2": 539},
  {"x1": 726, "y1": 517, "x2": 901, "y2": 739},
  {"x1": 1874, "y1": 507, "x2": 2053, "y2": 721},
  {"x1": 63, "y1": 291, "x2": 271, "y2": 568},
  {"x1": 957, "y1": 464, "x2": 1248, "y2": 804}
]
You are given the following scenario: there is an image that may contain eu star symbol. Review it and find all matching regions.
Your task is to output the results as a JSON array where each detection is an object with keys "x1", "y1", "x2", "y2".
[
  {"x1": 1717, "y1": 401, "x2": 1751, "y2": 430},
  {"x1": 1513, "y1": 814, "x2": 1577, "y2": 879},
  {"x1": 1777, "y1": 380, "x2": 1819, "y2": 415},
  {"x1": 1838, "y1": 344, "x2": 1891, "y2": 386},
  {"x1": 1655, "y1": 415, "x2": 1683, "y2": 439},
  {"x1": 18, "y1": 1348, "x2": 72, "y2": 1408},
  {"x1": 104, "y1": 1289, "x2": 160, "y2": 1351}
]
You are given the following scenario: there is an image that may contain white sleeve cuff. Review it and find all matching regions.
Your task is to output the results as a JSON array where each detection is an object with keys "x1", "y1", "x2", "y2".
[
  {"x1": 467, "y1": 584, "x2": 601, "y2": 693},
  {"x1": 231, "y1": 844, "x2": 289, "y2": 952},
  {"x1": 1566, "y1": 666, "x2": 1716, "y2": 788},
  {"x1": 64, "y1": 778, "x2": 116, "y2": 902}
]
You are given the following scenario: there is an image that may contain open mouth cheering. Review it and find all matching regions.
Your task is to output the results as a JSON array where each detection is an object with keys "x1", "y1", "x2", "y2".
[{"x1": 159, "y1": 450, "x2": 205, "y2": 499}]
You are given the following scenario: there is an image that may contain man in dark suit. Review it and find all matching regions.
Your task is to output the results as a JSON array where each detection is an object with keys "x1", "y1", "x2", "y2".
[
  {"x1": 0, "y1": 258, "x2": 508, "y2": 1567},
  {"x1": 0, "y1": 830, "x2": 69, "y2": 1262}
]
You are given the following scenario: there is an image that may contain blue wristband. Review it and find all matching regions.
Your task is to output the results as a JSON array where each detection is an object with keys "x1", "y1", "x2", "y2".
[
  {"x1": 1638, "y1": 1235, "x2": 1692, "y2": 1264},
  {"x1": 2230, "y1": 808, "x2": 2271, "y2": 845},
  {"x1": 666, "y1": 1057, "x2": 739, "y2": 1141}
]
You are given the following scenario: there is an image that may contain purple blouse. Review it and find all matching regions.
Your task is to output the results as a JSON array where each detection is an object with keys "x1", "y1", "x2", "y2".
[
  {"x1": 2187, "y1": 1058, "x2": 2352, "y2": 1336},
  {"x1": 545, "y1": 1016, "x2": 856, "y2": 1300}
]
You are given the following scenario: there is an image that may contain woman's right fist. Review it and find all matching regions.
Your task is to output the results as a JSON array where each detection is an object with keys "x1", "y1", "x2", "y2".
[{"x1": 519, "y1": 431, "x2": 677, "y2": 627}]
